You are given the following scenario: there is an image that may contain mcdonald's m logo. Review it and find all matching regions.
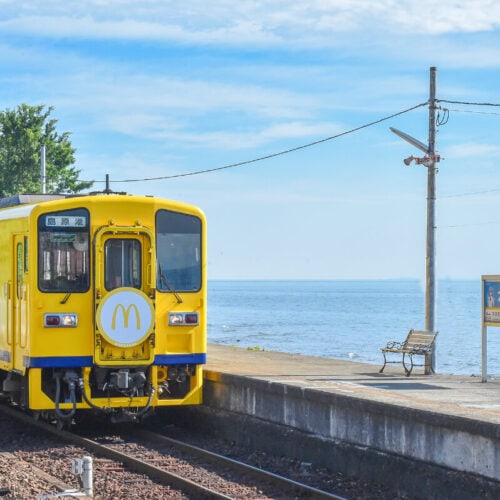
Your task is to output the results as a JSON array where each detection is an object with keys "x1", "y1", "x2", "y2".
[{"x1": 111, "y1": 303, "x2": 141, "y2": 330}]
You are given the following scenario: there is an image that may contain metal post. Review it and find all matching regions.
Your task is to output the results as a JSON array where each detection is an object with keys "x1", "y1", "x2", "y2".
[
  {"x1": 40, "y1": 145, "x2": 46, "y2": 194},
  {"x1": 82, "y1": 456, "x2": 93, "y2": 497},
  {"x1": 426, "y1": 66, "x2": 438, "y2": 373},
  {"x1": 70, "y1": 456, "x2": 93, "y2": 496},
  {"x1": 105, "y1": 173, "x2": 111, "y2": 194}
]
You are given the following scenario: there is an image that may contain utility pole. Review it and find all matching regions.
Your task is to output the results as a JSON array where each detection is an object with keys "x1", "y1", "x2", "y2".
[
  {"x1": 426, "y1": 67, "x2": 438, "y2": 372},
  {"x1": 390, "y1": 67, "x2": 440, "y2": 374}
]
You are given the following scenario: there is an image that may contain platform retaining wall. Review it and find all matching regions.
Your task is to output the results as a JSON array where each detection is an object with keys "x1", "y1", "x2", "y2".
[{"x1": 202, "y1": 369, "x2": 500, "y2": 489}]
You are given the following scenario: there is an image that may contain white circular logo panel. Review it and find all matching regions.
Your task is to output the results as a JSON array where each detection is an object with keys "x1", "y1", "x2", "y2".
[{"x1": 96, "y1": 288, "x2": 154, "y2": 347}]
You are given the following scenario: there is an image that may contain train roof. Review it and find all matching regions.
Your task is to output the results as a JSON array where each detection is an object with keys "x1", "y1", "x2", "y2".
[
  {"x1": 0, "y1": 192, "x2": 133, "y2": 209},
  {"x1": 0, "y1": 194, "x2": 67, "y2": 208},
  {"x1": 0, "y1": 192, "x2": 203, "y2": 222}
]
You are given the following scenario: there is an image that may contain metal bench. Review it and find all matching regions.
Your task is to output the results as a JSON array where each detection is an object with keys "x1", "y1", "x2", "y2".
[{"x1": 379, "y1": 329, "x2": 438, "y2": 376}]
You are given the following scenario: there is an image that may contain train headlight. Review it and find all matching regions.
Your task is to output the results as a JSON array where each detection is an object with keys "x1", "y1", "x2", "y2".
[
  {"x1": 44, "y1": 313, "x2": 78, "y2": 327},
  {"x1": 168, "y1": 312, "x2": 199, "y2": 326}
]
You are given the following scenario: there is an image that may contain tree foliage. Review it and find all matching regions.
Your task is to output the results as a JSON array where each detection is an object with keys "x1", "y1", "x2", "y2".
[{"x1": 0, "y1": 104, "x2": 93, "y2": 197}]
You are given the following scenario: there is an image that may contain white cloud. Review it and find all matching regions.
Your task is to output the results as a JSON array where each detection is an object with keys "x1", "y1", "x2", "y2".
[
  {"x1": 107, "y1": 119, "x2": 343, "y2": 150},
  {"x1": 0, "y1": 15, "x2": 282, "y2": 45},
  {"x1": 447, "y1": 141, "x2": 500, "y2": 158},
  {"x1": 0, "y1": 0, "x2": 498, "y2": 45}
]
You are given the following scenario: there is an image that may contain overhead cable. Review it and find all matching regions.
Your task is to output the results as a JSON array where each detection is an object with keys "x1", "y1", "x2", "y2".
[
  {"x1": 85, "y1": 101, "x2": 428, "y2": 184},
  {"x1": 445, "y1": 108, "x2": 500, "y2": 116},
  {"x1": 440, "y1": 188, "x2": 500, "y2": 199},
  {"x1": 438, "y1": 99, "x2": 500, "y2": 107}
]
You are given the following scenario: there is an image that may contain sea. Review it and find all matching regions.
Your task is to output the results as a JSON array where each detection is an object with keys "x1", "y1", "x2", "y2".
[{"x1": 207, "y1": 279, "x2": 500, "y2": 377}]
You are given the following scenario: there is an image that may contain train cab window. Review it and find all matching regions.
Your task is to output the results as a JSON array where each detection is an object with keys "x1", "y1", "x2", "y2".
[
  {"x1": 156, "y1": 210, "x2": 201, "y2": 292},
  {"x1": 104, "y1": 239, "x2": 141, "y2": 290},
  {"x1": 38, "y1": 208, "x2": 90, "y2": 292}
]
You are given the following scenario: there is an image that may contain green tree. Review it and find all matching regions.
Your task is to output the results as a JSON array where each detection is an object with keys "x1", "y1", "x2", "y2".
[{"x1": 0, "y1": 104, "x2": 93, "y2": 197}]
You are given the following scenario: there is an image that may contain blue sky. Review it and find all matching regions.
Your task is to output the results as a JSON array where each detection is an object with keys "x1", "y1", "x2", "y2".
[{"x1": 1, "y1": 1, "x2": 499, "y2": 280}]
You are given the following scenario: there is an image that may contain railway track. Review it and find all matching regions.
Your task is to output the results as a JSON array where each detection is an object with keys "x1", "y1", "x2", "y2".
[
  {"x1": 104, "y1": 428, "x2": 346, "y2": 499},
  {"x1": 0, "y1": 404, "x2": 346, "y2": 499}
]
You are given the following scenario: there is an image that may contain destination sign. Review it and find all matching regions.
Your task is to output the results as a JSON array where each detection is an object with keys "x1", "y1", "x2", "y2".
[{"x1": 45, "y1": 215, "x2": 87, "y2": 228}]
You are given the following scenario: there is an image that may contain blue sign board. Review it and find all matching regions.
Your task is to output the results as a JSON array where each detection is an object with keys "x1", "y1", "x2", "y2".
[
  {"x1": 482, "y1": 275, "x2": 500, "y2": 382},
  {"x1": 483, "y1": 278, "x2": 500, "y2": 324}
]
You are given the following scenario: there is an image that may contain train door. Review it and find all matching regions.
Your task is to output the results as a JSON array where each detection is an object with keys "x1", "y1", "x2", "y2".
[
  {"x1": 1, "y1": 244, "x2": 13, "y2": 371},
  {"x1": 12, "y1": 234, "x2": 28, "y2": 373},
  {"x1": 94, "y1": 227, "x2": 156, "y2": 365}
]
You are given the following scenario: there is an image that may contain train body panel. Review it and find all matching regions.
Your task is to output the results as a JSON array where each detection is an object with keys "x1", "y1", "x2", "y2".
[{"x1": 0, "y1": 193, "x2": 206, "y2": 422}]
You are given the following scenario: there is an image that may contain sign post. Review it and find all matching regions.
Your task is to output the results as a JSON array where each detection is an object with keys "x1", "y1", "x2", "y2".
[{"x1": 481, "y1": 275, "x2": 500, "y2": 382}]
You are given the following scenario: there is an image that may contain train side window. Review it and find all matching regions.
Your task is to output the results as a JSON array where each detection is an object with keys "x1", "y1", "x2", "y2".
[
  {"x1": 38, "y1": 208, "x2": 90, "y2": 293},
  {"x1": 24, "y1": 236, "x2": 28, "y2": 272},
  {"x1": 156, "y1": 210, "x2": 202, "y2": 292},
  {"x1": 16, "y1": 242, "x2": 23, "y2": 299},
  {"x1": 104, "y1": 239, "x2": 141, "y2": 290}
]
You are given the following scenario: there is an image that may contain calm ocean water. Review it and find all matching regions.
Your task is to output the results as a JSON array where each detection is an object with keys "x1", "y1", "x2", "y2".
[{"x1": 207, "y1": 280, "x2": 500, "y2": 376}]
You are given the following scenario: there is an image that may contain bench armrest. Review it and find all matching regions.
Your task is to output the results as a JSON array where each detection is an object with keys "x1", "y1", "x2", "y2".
[
  {"x1": 410, "y1": 343, "x2": 433, "y2": 354},
  {"x1": 385, "y1": 341, "x2": 405, "y2": 349}
]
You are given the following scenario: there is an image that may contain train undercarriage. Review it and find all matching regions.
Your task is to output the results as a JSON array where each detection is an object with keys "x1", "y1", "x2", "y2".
[{"x1": 0, "y1": 363, "x2": 196, "y2": 425}]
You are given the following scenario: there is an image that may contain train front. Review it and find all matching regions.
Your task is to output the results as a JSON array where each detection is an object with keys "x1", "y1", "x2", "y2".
[{"x1": 31, "y1": 196, "x2": 206, "y2": 423}]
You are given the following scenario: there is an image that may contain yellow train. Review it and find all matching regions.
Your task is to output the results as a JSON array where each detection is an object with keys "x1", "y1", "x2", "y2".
[{"x1": 0, "y1": 192, "x2": 206, "y2": 424}]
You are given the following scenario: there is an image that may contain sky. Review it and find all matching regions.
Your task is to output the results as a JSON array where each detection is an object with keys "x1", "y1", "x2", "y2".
[{"x1": 0, "y1": 1, "x2": 499, "y2": 280}]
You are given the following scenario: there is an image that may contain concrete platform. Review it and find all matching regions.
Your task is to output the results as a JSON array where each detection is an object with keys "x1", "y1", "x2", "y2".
[
  {"x1": 202, "y1": 344, "x2": 500, "y2": 494},
  {"x1": 206, "y1": 344, "x2": 500, "y2": 425}
]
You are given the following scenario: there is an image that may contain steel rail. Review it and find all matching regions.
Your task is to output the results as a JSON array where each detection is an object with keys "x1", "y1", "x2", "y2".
[
  {"x1": 1, "y1": 404, "x2": 345, "y2": 499},
  {"x1": 0, "y1": 404, "x2": 230, "y2": 499},
  {"x1": 134, "y1": 428, "x2": 346, "y2": 500}
]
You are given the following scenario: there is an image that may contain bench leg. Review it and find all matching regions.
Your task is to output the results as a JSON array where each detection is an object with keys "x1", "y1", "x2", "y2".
[
  {"x1": 402, "y1": 352, "x2": 413, "y2": 376},
  {"x1": 379, "y1": 351, "x2": 387, "y2": 373}
]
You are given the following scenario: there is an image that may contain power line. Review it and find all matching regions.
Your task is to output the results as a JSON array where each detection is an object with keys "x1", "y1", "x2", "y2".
[
  {"x1": 438, "y1": 99, "x2": 500, "y2": 107},
  {"x1": 440, "y1": 189, "x2": 500, "y2": 228},
  {"x1": 445, "y1": 108, "x2": 500, "y2": 117},
  {"x1": 445, "y1": 219, "x2": 500, "y2": 229},
  {"x1": 440, "y1": 188, "x2": 500, "y2": 199},
  {"x1": 85, "y1": 101, "x2": 428, "y2": 184},
  {"x1": 436, "y1": 98, "x2": 500, "y2": 200}
]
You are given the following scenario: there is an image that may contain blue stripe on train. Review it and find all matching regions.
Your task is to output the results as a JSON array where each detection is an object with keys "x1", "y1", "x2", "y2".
[
  {"x1": 24, "y1": 356, "x2": 93, "y2": 368},
  {"x1": 23, "y1": 353, "x2": 206, "y2": 368},
  {"x1": 154, "y1": 353, "x2": 206, "y2": 365}
]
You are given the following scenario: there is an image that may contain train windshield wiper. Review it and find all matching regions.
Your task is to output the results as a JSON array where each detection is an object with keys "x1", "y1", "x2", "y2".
[{"x1": 159, "y1": 264, "x2": 183, "y2": 303}]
